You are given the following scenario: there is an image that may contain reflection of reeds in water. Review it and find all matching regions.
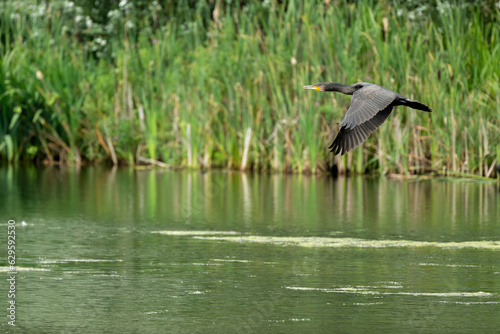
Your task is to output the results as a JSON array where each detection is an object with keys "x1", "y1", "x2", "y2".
[
  {"x1": 0, "y1": 2, "x2": 498, "y2": 176},
  {"x1": 2, "y1": 167, "x2": 498, "y2": 235},
  {"x1": 144, "y1": 172, "x2": 498, "y2": 235}
]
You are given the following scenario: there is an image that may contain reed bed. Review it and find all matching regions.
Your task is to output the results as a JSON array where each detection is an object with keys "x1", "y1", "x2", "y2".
[{"x1": 0, "y1": 0, "x2": 499, "y2": 176}]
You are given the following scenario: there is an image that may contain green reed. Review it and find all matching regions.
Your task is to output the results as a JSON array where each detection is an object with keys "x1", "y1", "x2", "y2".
[{"x1": 0, "y1": 0, "x2": 499, "y2": 176}]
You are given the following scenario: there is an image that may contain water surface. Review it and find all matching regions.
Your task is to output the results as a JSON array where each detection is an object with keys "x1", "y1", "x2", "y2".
[{"x1": 1, "y1": 167, "x2": 499, "y2": 333}]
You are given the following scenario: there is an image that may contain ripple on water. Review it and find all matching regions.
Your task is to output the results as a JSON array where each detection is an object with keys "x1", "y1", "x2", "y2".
[
  {"x1": 192, "y1": 236, "x2": 500, "y2": 250},
  {"x1": 439, "y1": 301, "x2": 500, "y2": 305},
  {"x1": 418, "y1": 262, "x2": 480, "y2": 268},
  {"x1": 151, "y1": 230, "x2": 240, "y2": 236},
  {"x1": 38, "y1": 259, "x2": 123, "y2": 264},
  {"x1": 210, "y1": 258, "x2": 252, "y2": 263},
  {"x1": 285, "y1": 286, "x2": 496, "y2": 298}
]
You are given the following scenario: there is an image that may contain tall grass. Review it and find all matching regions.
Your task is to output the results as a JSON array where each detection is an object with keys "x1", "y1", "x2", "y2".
[{"x1": 0, "y1": 0, "x2": 499, "y2": 176}]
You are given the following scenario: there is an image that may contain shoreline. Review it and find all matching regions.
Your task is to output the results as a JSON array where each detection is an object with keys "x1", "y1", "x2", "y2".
[{"x1": 1, "y1": 162, "x2": 498, "y2": 182}]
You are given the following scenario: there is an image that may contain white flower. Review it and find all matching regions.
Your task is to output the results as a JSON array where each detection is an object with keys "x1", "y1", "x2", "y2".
[
  {"x1": 36, "y1": 70, "x2": 44, "y2": 80},
  {"x1": 85, "y1": 16, "x2": 93, "y2": 29},
  {"x1": 126, "y1": 20, "x2": 135, "y2": 29}
]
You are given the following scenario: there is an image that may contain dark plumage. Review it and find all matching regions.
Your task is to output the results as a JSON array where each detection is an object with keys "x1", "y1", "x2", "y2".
[{"x1": 303, "y1": 82, "x2": 432, "y2": 155}]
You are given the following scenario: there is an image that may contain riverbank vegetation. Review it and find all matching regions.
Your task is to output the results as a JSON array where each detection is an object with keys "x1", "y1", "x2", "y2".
[{"x1": 1, "y1": 0, "x2": 499, "y2": 176}]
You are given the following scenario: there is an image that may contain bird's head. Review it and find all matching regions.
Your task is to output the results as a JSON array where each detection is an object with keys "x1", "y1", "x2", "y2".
[
  {"x1": 303, "y1": 83, "x2": 328, "y2": 91},
  {"x1": 303, "y1": 82, "x2": 365, "y2": 95}
]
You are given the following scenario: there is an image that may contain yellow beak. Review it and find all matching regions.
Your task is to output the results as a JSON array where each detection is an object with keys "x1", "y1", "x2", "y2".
[{"x1": 303, "y1": 85, "x2": 320, "y2": 91}]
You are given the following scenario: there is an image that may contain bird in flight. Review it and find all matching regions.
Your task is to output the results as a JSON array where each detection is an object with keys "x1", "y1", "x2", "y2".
[{"x1": 303, "y1": 82, "x2": 432, "y2": 155}]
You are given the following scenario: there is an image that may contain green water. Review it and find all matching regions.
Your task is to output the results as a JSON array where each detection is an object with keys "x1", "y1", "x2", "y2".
[{"x1": 1, "y1": 167, "x2": 499, "y2": 333}]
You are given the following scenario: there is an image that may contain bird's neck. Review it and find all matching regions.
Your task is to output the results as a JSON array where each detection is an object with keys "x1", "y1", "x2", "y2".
[{"x1": 324, "y1": 83, "x2": 356, "y2": 95}]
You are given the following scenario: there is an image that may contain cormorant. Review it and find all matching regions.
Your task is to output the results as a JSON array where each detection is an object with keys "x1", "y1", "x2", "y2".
[{"x1": 303, "y1": 82, "x2": 432, "y2": 155}]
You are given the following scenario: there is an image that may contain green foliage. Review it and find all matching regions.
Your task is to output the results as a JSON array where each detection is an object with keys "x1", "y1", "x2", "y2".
[{"x1": 0, "y1": 0, "x2": 499, "y2": 176}]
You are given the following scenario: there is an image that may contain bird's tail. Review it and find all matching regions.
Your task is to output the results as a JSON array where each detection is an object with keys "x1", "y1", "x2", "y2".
[{"x1": 401, "y1": 99, "x2": 432, "y2": 112}]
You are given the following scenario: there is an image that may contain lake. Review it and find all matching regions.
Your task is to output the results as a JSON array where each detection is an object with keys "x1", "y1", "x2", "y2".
[{"x1": 1, "y1": 166, "x2": 499, "y2": 333}]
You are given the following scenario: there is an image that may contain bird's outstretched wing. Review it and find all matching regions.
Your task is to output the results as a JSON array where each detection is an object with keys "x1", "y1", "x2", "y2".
[{"x1": 329, "y1": 85, "x2": 398, "y2": 155}]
